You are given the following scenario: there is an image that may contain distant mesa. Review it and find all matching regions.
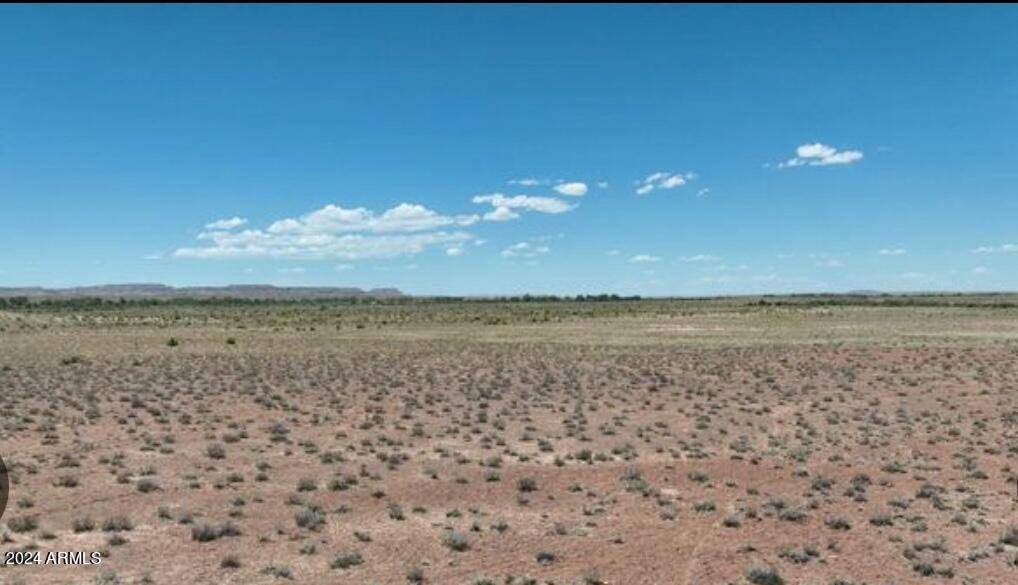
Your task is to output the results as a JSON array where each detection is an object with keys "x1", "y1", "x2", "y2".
[{"x1": 0, "y1": 284, "x2": 405, "y2": 300}]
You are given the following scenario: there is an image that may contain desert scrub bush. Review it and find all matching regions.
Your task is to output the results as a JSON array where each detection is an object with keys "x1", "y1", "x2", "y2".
[
  {"x1": 53, "y1": 474, "x2": 80, "y2": 488},
  {"x1": 260, "y1": 565, "x2": 293, "y2": 579},
  {"x1": 746, "y1": 565, "x2": 784, "y2": 585},
  {"x1": 191, "y1": 523, "x2": 220, "y2": 543},
  {"x1": 778, "y1": 546, "x2": 820, "y2": 564},
  {"x1": 442, "y1": 530, "x2": 471, "y2": 552},
  {"x1": 688, "y1": 471, "x2": 710, "y2": 484},
  {"x1": 166, "y1": 337, "x2": 179, "y2": 347},
  {"x1": 221, "y1": 554, "x2": 241, "y2": 569},
  {"x1": 778, "y1": 507, "x2": 808, "y2": 523},
  {"x1": 295, "y1": 505, "x2": 326, "y2": 531},
  {"x1": 491, "y1": 519, "x2": 510, "y2": 533},
  {"x1": 825, "y1": 517, "x2": 852, "y2": 530},
  {"x1": 693, "y1": 500, "x2": 716, "y2": 513},
  {"x1": 1001, "y1": 526, "x2": 1018, "y2": 546},
  {"x1": 517, "y1": 477, "x2": 538, "y2": 493},
  {"x1": 191, "y1": 521, "x2": 241, "y2": 542},
  {"x1": 387, "y1": 502, "x2": 406, "y2": 521},
  {"x1": 73, "y1": 517, "x2": 96, "y2": 533},
  {"x1": 8, "y1": 516, "x2": 38, "y2": 533},
  {"x1": 870, "y1": 513, "x2": 894, "y2": 527},
  {"x1": 206, "y1": 442, "x2": 226, "y2": 460},
  {"x1": 535, "y1": 550, "x2": 557, "y2": 565},
  {"x1": 136, "y1": 478, "x2": 160, "y2": 493},
  {"x1": 406, "y1": 565, "x2": 425, "y2": 582},
  {"x1": 330, "y1": 551, "x2": 364, "y2": 569},
  {"x1": 102, "y1": 515, "x2": 134, "y2": 533}
]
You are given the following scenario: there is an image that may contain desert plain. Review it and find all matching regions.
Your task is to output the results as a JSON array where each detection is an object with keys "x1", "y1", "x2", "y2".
[{"x1": 0, "y1": 296, "x2": 1016, "y2": 585}]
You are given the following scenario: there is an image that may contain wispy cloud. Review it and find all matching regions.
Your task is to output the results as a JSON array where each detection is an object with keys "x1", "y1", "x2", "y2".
[
  {"x1": 703, "y1": 263, "x2": 749, "y2": 272},
  {"x1": 205, "y1": 216, "x2": 248, "y2": 230},
  {"x1": 635, "y1": 171, "x2": 696, "y2": 195},
  {"x1": 776, "y1": 143, "x2": 863, "y2": 168},
  {"x1": 973, "y1": 243, "x2": 1018, "y2": 254},
  {"x1": 629, "y1": 254, "x2": 661, "y2": 263},
  {"x1": 814, "y1": 258, "x2": 844, "y2": 268},
  {"x1": 679, "y1": 254, "x2": 721, "y2": 263},
  {"x1": 501, "y1": 242, "x2": 550, "y2": 258},
  {"x1": 878, "y1": 248, "x2": 906, "y2": 256},
  {"x1": 507, "y1": 178, "x2": 542, "y2": 187}
]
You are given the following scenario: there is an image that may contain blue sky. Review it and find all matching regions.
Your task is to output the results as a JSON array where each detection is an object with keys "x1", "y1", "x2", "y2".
[{"x1": 2, "y1": 4, "x2": 1016, "y2": 295}]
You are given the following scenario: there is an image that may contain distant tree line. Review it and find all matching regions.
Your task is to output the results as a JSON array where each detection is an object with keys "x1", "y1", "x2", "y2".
[
  {"x1": 3, "y1": 292, "x2": 1018, "y2": 311},
  {"x1": 0, "y1": 293, "x2": 644, "y2": 311}
]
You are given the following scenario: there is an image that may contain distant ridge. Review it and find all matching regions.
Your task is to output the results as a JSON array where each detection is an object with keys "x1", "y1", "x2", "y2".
[{"x1": 0, "y1": 284, "x2": 404, "y2": 300}]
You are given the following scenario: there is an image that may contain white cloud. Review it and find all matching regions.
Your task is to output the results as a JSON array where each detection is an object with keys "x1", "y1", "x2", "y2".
[
  {"x1": 973, "y1": 243, "x2": 1018, "y2": 254},
  {"x1": 695, "y1": 188, "x2": 711, "y2": 198},
  {"x1": 605, "y1": 249, "x2": 621, "y2": 256},
  {"x1": 267, "y1": 203, "x2": 477, "y2": 235},
  {"x1": 878, "y1": 248, "x2": 906, "y2": 256},
  {"x1": 900, "y1": 271, "x2": 927, "y2": 279},
  {"x1": 635, "y1": 171, "x2": 696, "y2": 195},
  {"x1": 679, "y1": 254, "x2": 721, "y2": 263},
  {"x1": 278, "y1": 267, "x2": 305, "y2": 274},
  {"x1": 777, "y1": 143, "x2": 863, "y2": 168},
  {"x1": 335, "y1": 263, "x2": 354, "y2": 271},
  {"x1": 508, "y1": 178, "x2": 542, "y2": 187},
  {"x1": 596, "y1": 181, "x2": 609, "y2": 189},
  {"x1": 205, "y1": 217, "x2": 248, "y2": 230},
  {"x1": 553, "y1": 181, "x2": 588, "y2": 197},
  {"x1": 142, "y1": 252, "x2": 163, "y2": 260},
  {"x1": 972, "y1": 266, "x2": 989, "y2": 275},
  {"x1": 814, "y1": 258, "x2": 844, "y2": 268},
  {"x1": 629, "y1": 254, "x2": 661, "y2": 263},
  {"x1": 472, "y1": 193, "x2": 575, "y2": 220},
  {"x1": 445, "y1": 246, "x2": 465, "y2": 256},
  {"x1": 704, "y1": 263, "x2": 749, "y2": 272},
  {"x1": 175, "y1": 202, "x2": 476, "y2": 260},
  {"x1": 501, "y1": 242, "x2": 550, "y2": 259},
  {"x1": 482, "y1": 206, "x2": 520, "y2": 222},
  {"x1": 177, "y1": 230, "x2": 473, "y2": 261}
]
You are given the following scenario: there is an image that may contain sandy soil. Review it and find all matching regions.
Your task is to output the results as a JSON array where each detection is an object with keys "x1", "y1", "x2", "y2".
[{"x1": 0, "y1": 304, "x2": 1016, "y2": 584}]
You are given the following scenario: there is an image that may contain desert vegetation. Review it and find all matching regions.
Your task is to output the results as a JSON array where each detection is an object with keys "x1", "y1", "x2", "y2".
[{"x1": 0, "y1": 296, "x2": 1016, "y2": 584}]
